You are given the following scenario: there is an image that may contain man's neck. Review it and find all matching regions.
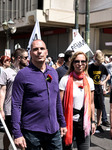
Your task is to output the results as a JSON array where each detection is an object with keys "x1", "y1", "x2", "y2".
[
  {"x1": 11, "y1": 61, "x2": 20, "y2": 72},
  {"x1": 94, "y1": 61, "x2": 101, "y2": 66},
  {"x1": 65, "y1": 61, "x2": 70, "y2": 67},
  {"x1": 20, "y1": 65, "x2": 25, "y2": 69},
  {"x1": 32, "y1": 61, "x2": 46, "y2": 72},
  {"x1": 13, "y1": 61, "x2": 20, "y2": 69}
]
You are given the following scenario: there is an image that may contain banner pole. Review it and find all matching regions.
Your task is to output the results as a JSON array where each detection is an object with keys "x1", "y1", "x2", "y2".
[{"x1": 0, "y1": 113, "x2": 17, "y2": 150}]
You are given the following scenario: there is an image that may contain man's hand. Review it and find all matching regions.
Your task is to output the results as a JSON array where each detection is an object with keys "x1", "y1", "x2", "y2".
[
  {"x1": 100, "y1": 80, "x2": 105, "y2": 86},
  {"x1": 60, "y1": 127, "x2": 67, "y2": 137},
  {"x1": 14, "y1": 136, "x2": 27, "y2": 149},
  {"x1": 0, "y1": 110, "x2": 5, "y2": 120},
  {"x1": 91, "y1": 123, "x2": 96, "y2": 135}
]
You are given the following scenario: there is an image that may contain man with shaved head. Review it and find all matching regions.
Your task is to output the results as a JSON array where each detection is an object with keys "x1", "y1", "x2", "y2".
[{"x1": 11, "y1": 40, "x2": 67, "y2": 150}]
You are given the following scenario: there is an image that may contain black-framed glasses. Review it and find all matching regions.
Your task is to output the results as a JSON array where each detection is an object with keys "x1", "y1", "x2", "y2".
[
  {"x1": 21, "y1": 56, "x2": 28, "y2": 60},
  {"x1": 73, "y1": 60, "x2": 87, "y2": 64}
]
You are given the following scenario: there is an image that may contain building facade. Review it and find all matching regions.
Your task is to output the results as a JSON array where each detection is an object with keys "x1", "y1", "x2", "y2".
[{"x1": 0, "y1": 0, "x2": 112, "y2": 60}]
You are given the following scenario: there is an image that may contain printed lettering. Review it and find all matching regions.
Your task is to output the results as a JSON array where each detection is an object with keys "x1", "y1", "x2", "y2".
[{"x1": 70, "y1": 39, "x2": 86, "y2": 50}]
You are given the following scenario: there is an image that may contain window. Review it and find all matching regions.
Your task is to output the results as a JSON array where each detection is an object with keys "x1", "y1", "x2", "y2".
[{"x1": 38, "y1": 0, "x2": 43, "y2": 10}]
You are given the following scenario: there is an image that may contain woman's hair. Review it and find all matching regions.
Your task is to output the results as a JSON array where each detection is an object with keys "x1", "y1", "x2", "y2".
[
  {"x1": 0, "y1": 55, "x2": 11, "y2": 65},
  {"x1": 67, "y1": 51, "x2": 88, "y2": 75}
]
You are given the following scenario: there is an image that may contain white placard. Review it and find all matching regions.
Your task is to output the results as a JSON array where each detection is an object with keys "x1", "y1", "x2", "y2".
[
  {"x1": 27, "y1": 20, "x2": 41, "y2": 59},
  {"x1": 5, "y1": 49, "x2": 11, "y2": 58},
  {"x1": 105, "y1": 42, "x2": 112, "y2": 46},
  {"x1": 66, "y1": 31, "x2": 94, "y2": 55}
]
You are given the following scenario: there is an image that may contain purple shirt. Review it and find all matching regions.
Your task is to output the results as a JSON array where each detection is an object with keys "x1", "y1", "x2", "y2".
[{"x1": 11, "y1": 63, "x2": 66, "y2": 139}]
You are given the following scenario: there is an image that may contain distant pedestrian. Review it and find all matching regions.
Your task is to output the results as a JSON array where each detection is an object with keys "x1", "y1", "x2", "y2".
[
  {"x1": 110, "y1": 89, "x2": 112, "y2": 139},
  {"x1": 48, "y1": 56, "x2": 54, "y2": 67},
  {"x1": 0, "y1": 48, "x2": 28, "y2": 150},
  {"x1": 52, "y1": 53, "x2": 65, "y2": 69},
  {"x1": 106, "y1": 56, "x2": 112, "y2": 139},
  {"x1": 0, "y1": 55, "x2": 11, "y2": 131},
  {"x1": 104, "y1": 55, "x2": 112, "y2": 93},
  {"x1": 88, "y1": 50, "x2": 110, "y2": 133},
  {"x1": 0, "y1": 55, "x2": 11, "y2": 70},
  {"x1": 56, "y1": 50, "x2": 74, "y2": 82}
]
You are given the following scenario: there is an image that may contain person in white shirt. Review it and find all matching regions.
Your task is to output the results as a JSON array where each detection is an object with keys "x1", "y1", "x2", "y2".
[{"x1": 59, "y1": 51, "x2": 95, "y2": 150}]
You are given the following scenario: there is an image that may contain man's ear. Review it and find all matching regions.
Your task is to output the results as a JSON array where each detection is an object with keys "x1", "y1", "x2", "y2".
[
  {"x1": 3, "y1": 61, "x2": 5, "y2": 66},
  {"x1": 68, "y1": 57, "x2": 71, "y2": 62},
  {"x1": 18, "y1": 56, "x2": 21, "y2": 61}
]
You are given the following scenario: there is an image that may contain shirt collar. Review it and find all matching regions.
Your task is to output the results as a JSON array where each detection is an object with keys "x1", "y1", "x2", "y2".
[
  {"x1": 63, "y1": 63, "x2": 68, "y2": 70},
  {"x1": 29, "y1": 62, "x2": 52, "y2": 72}
]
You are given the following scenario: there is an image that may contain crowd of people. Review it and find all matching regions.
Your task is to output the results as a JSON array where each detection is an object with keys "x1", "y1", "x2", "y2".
[{"x1": 0, "y1": 39, "x2": 112, "y2": 150}]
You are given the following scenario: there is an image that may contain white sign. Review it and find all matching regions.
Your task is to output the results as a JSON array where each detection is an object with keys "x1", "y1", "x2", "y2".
[
  {"x1": 27, "y1": 20, "x2": 41, "y2": 59},
  {"x1": 66, "y1": 32, "x2": 94, "y2": 55},
  {"x1": 15, "y1": 43, "x2": 21, "y2": 50},
  {"x1": 5, "y1": 49, "x2": 11, "y2": 58},
  {"x1": 105, "y1": 42, "x2": 112, "y2": 46}
]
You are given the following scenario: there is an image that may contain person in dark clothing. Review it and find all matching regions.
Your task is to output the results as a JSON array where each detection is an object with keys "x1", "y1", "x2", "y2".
[
  {"x1": 88, "y1": 50, "x2": 110, "y2": 133},
  {"x1": 56, "y1": 50, "x2": 74, "y2": 81}
]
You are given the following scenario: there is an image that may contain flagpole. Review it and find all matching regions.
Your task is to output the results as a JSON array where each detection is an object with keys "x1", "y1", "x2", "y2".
[
  {"x1": 85, "y1": 0, "x2": 90, "y2": 60},
  {"x1": 75, "y1": 0, "x2": 79, "y2": 30},
  {"x1": 0, "y1": 113, "x2": 17, "y2": 150}
]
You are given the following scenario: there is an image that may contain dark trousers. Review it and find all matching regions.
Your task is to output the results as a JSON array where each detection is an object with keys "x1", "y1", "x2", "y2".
[
  {"x1": 102, "y1": 97, "x2": 108, "y2": 122},
  {"x1": 62, "y1": 120, "x2": 90, "y2": 150},
  {"x1": 73, "y1": 121, "x2": 90, "y2": 150},
  {"x1": 22, "y1": 129, "x2": 62, "y2": 150}
]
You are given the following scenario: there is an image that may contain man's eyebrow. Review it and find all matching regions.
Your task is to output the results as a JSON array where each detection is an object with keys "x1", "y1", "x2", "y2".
[{"x1": 33, "y1": 47, "x2": 46, "y2": 50}]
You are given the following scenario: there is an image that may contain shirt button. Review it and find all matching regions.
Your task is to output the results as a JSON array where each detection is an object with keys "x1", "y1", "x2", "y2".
[{"x1": 47, "y1": 128, "x2": 50, "y2": 132}]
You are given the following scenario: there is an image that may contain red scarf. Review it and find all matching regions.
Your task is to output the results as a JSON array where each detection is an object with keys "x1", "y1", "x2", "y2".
[{"x1": 64, "y1": 71, "x2": 91, "y2": 145}]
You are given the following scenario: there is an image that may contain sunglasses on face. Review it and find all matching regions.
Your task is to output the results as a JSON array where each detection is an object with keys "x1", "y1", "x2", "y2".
[
  {"x1": 73, "y1": 60, "x2": 87, "y2": 64},
  {"x1": 5, "y1": 59, "x2": 11, "y2": 62},
  {"x1": 21, "y1": 56, "x2": 28, "y2": 60}
]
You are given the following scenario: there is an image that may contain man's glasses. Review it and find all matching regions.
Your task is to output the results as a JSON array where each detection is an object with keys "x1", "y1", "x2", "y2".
[
  {"x1": 73, "y1": 60, "x2": 87, "y2": 64},
  {"x1": 21, "y1": 56, "x2": 28, "y2": 60},
  {"x1": 5, "y1": 59, "x2": 11, "y2": 62}
]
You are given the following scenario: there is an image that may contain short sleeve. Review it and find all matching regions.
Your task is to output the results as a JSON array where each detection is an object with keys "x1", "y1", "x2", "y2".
[
  {"x1": 0, "y1": 70, "x2": 7, "y2": 85},
  {"x1": 59, "y1": 75, "x2": 69, "y2": 91},
  {"x1": 87, "y1": 77, "x2": 95, "y2": 91}
]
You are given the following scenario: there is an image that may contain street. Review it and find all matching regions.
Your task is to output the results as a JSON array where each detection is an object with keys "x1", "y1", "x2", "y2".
[{"x1": 0, "y1": 96, "x2": 112, "y2": 150}]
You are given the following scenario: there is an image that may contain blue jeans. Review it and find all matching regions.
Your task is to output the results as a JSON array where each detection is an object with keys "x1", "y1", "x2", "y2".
[{"x1": 22, "y1": 129, "x2": 62, "y2": 150}]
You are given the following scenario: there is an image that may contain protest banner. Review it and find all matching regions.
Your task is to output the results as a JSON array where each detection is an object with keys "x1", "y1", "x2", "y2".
[
  {"x1": 5, "y1": 49, "x2": 11, "y2": 58},
  {"x1": 66, "y1": 31, "x2": 94, "y2": 55},
  {"x1": 27, "y1": 20, "x2": 41, "y2": 59}
]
